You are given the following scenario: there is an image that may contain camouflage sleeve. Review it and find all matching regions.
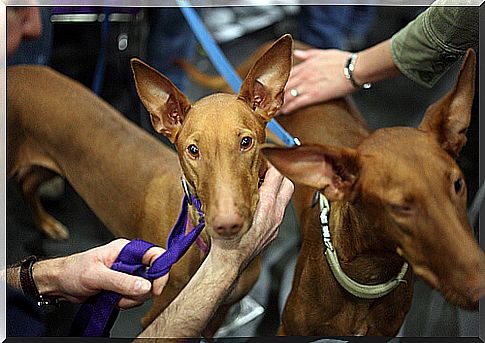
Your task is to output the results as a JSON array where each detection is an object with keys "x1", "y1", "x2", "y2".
[{"x1": 390, "y1": 1, "x2": 478, "y2": 88}]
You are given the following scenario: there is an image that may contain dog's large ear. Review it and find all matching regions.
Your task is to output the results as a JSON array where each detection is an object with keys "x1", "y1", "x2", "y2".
[
  {"x1": 261, "y1": 144, "x2": 360, "y2": 201},
  {"x1": 419, "y1": 49, "x2": 476, "y2": 159},
  {"x1": 131, "y1": 58, "x2": 191, "y2": 143},
  {"x1": 238, "y1": 34, "x2": 293, "y2": 121}
]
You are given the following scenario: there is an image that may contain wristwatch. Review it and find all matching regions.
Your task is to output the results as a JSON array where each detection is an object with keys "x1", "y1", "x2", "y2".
[
  {"x1": 20, "y1": 255, "x2": 60, "y2": 313},
  {"x1": 343, "y1": 53, "x2": 372, "y2": 90}
]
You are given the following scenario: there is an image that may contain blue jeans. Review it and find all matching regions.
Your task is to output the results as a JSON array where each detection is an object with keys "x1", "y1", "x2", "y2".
[
  {"x1": 298, "y1": 6, "x2": 376, "y2": 50},
  {"x1": 145, "y1": 8, "x2": 197, "y2": 92},
  {"x1": 7, "y1": 7, "x2": 53, "y2": 66}
]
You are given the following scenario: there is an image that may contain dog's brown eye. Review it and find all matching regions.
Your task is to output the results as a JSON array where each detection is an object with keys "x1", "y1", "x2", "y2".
[
  {"x1": 389, "y1": 204, "x2": 413, "y2": 215},
  {"x1": 454, "y1": 177, "x2": 464, "y2": 194},
  {"x1": 187, "y1": 144, "x2": 199, "y2": 158},
  {"x1": 240, "y1": 136, "x2": 253, "y2": 151}
]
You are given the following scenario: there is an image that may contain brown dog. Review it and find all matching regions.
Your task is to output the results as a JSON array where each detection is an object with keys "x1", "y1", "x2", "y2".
[
  {"x1": 7, "y1": 34, "x2": 293, "y2": 334},
  {"x1": 262, "y1": 49, "x2": 484, "y2": 336}
]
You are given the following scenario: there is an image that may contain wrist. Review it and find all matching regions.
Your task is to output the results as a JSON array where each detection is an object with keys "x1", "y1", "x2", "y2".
[
  {"x1": 352, "y1": 39, "x2": 400, "y2": 86},
  {"x1": 208, "y1": 244, "x2": 245, "y2": 276},
  {"x1": 32, "y1": 258, "x2": 64, "y2": 298},
  {"x1": 344, "y1": 53, "x2": 371, "y2": 90}
]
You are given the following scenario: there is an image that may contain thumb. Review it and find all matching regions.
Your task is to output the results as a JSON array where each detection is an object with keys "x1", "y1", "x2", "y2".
[{"x1": 93, "y1": 266, "x2": 152, "y2": 297}]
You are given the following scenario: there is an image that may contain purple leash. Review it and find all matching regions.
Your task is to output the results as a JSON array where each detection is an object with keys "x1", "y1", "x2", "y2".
[{"x1": 70, "y1": 191, "x2": 204, "y2": 337}]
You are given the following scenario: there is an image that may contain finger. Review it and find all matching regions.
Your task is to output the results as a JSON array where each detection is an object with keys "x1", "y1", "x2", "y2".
[
  {"x1": 281, "y1": 93, "x2": 316, "y2": 114},
  {"x1": 117, "y1": 297, "x2": 146, "y2": 310},
  {"x1": 152, "y1": 274, "x2": 169, "y2": 296},
  {"x1": 284, "y1": 81, "x2": 305, "y2": 98},
  {"x1": 286, "y1": 63, "x2": 307, "y2": 84},
  {"x1": 259, "y1": 167, "x2": 284, "y2": 194},
  {"x1": 142, "y1": 246, "x2": 166, "y2": 266},
  {"x1": 102, "y1": 238, "x2": 131, "y2": 265},
  {"x1": 280, "y1": 83, "x2": 307, "y2": 114},
  {"x1": 300, "y1": 48, "x2": 335, "y2": 59},
  {"x1": 276, "y1": 177, "x2": 294, "y2": 210},
  {"x1": 281, "y1": 94, "x2": 294, "y2": 115},
  {"x1": 94, "y1": 267, "x2": 152, "y2": 297},
  {"x1": 141, "y1": 246, "x2": 169, "y2": 296},
  {"x1": 293, "y1": 49, "x2": 317, "y2": 61}
]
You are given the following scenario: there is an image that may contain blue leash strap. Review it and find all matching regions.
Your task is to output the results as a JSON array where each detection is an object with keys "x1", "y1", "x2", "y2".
[
  {"x1": 178, "y1": 0, "x2": 241, "y2": 93},
  {"x1": 177, "y1": 0, "x2": 299, "y2": 147}
]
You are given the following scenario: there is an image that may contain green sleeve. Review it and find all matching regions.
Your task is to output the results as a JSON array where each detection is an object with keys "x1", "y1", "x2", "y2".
[{"x1": 391, "y1": 2, "x2": 478, "y2": 88}]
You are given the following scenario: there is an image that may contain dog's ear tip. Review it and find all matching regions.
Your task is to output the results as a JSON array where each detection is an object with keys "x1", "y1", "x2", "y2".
[
  {"x1": 277, "y1": 34, "x2": 293, "y2": 45},
  {"x1": 130, "y1": 58, "x2": 141, "y2": 69},
  {"x1": 465, "y1": 48, "x2": 476, "y2": 58},
  {"x1": 130, "y1": 58, "x2": 149, "y2": 70}
]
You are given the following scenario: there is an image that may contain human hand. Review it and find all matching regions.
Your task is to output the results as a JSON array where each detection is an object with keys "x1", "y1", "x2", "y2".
[
  {"x1": 280, "y1": 49, "x2": 356, "y2": 115},
  {"x1": 210, "y1": 166, "x2": 294, "y2": 270},
  {"x1": 33, "y1": 238, "x2": 169, "y2": 309}
]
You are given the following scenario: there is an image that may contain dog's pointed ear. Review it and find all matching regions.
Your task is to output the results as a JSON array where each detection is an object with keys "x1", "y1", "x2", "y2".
[
  {"x1": 131, "y1": 58, "x2": 191, "y2": 143},
  {"x1": 419, "y1": 49, "x2": 476, "y2": 159},
  {"x1": 238, "y1": 34, "x2": 293, "y2": 121},
  {"x1": 261, "y1": 144, "x2": 360, "y2": 201}
]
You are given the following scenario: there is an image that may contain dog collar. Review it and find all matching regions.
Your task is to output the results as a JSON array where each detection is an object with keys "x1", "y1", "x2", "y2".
[{"x1": 318, "y1": 192, "x2": 409, "y2": 299}]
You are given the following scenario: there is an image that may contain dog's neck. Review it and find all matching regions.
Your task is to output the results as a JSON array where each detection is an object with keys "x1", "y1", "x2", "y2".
[{"x1": 328, "y1": 200, "x2": 406, "y2": 285}]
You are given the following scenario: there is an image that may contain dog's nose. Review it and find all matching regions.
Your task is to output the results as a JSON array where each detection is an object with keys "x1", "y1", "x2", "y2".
[{"x1": 212, "y1": 212, "x2": 244, "y2": 237}]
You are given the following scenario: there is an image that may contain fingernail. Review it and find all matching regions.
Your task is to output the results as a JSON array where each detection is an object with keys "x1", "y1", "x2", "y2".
[{"x1": 135, "y1": 279, "x2": 151, "y2": 292}]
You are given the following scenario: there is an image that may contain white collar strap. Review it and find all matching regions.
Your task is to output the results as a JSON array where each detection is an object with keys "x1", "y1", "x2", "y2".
[{"x1": 319, "y1": 193, "x2": 409, "y2": 299}]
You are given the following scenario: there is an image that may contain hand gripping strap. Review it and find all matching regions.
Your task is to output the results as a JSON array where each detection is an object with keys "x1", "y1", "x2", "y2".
[{"x1": 70, "y1": 194, "x2": 205, "y2": 337}]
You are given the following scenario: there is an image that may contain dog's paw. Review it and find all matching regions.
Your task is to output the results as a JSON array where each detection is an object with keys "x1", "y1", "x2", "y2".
[{"x1": 39, "y1": 217, "x2": 69, "y2": 240}]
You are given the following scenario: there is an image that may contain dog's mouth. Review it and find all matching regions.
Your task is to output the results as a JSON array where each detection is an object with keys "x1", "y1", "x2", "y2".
[
  {"x1": 411, "y1": 261, "x2": 482, "y2": 311},
  {"x1": 397, "y1": 247, "x2": 482, "y2": 310}
]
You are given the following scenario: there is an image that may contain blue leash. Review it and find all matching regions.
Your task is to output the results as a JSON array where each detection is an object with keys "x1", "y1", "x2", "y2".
[{"x1": 177, "y1": 0, "x2": 299, "y2": 147}]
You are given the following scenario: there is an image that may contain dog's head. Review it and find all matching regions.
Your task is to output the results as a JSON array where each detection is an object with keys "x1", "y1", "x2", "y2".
[
  {"x1": 262, "y1": 49, "x2": 483, "y2": 310},
  {"x1": 131, "y1": 34, "x2": 292, "y2": 239}
]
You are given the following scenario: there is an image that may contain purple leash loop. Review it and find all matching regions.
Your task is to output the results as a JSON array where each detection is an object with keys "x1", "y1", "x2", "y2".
[{"x1": 70, "y1": 191, "x2": 204, "y2": 337}]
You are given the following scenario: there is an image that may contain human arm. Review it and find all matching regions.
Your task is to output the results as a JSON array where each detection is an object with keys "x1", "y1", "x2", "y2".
[
  {"x1": 280, "y1": 39, "x2": 400, "y2": 114},
  {"x1": 139, "y1": 166, "x2": 294, "y2": 338},
  {"x1": 2, "y1": 239, "x2": 168, "y2": 309},
  {"x1": 391, "y1": 1, "x2": 478, "y2": 88},
  {"x1": 280, "y1": 2, "x2": 478, "y2": 114}
]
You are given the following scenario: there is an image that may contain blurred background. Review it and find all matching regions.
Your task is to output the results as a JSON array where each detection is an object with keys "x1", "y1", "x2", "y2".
[{"x1": 6, "y1": 5, "x2": 480, "y2": 339}]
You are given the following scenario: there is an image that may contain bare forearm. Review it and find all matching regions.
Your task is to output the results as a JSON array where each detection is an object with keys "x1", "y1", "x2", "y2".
[
  {"x1": 4, "y1": 266, "x2": 21, "y2": 290},
  {"x1": 140, "y1": 167, "x2": 293, "y2": 338},
  {"x1": 353, "y1": 39, "x2": 402, "y2": 85},
  {"x1": 139, "y1": 247, "x2": 239, "y2": 338}
]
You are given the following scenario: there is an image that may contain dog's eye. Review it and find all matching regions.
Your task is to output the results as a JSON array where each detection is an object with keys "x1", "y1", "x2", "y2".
[
  {"x1": 388, "y1": 197, "x2": 414, "y2": 216},
  {"x1": 187, "y1": 144, "x2": 200, "y2": 158},
  {"x1": 240, "y1": 136, "x2": 253, "y2": 151},
  {"x1": 453, "y1": 177, "x2": 464, "y2": 194},
  {"x1": 389, "y1": 204, "x2": 413, "y2": 215}
]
